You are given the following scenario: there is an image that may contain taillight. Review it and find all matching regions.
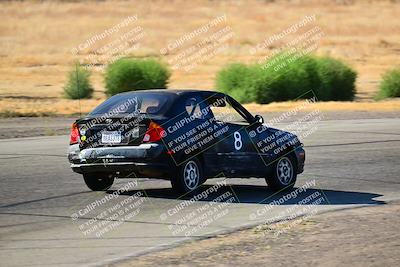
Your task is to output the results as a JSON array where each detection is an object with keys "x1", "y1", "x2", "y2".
[
  {"x1": 143, "y1": 121, "x2": 166, "y2": 143},
  {"x1": 70, "y1": 123, "x2": 80, "y2": 145}
]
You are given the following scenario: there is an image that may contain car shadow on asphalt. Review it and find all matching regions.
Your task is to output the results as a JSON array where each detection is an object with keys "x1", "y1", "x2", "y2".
[{"x1": 110, "y1": 184, "x2": 386, "y2": 206}]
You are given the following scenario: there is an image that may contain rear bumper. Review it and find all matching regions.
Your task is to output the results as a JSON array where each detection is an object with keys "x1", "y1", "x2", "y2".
[
  {"x1": 294, "y1": 146, "x2": 305, "y2": 174},
  {"x1": 68, "y1": 143, "x2": 165, "y2": 162},
  {"x1": 68, "y1": 143, "x2": 174, "y2": 178},
  {"x1": 70, "y1": 161, "x2": 172, "y2": 178}
]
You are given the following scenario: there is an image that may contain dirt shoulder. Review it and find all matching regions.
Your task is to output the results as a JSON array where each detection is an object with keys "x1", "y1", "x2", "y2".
[
  {"x1": 115, "y1": 202, "x2": 400, "y2": 267},
  {"x1": 0, "y1": 116, "x2": 74, "y2": 139}
]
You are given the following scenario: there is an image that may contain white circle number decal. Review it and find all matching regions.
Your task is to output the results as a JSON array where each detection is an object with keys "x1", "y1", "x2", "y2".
[{"x1": 234, "y1": 131, "x2": 242, "y2": 150}]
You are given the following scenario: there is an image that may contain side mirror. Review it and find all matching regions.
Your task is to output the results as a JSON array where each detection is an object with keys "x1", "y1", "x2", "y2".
[{"x1": 254, "y1": 114, "x2": 264, "y2": 124}]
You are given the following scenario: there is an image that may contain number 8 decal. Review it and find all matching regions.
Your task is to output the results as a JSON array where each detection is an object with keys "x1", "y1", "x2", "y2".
[{"x1": 234, "y1": 131, "x2": 242, "y2": 150}]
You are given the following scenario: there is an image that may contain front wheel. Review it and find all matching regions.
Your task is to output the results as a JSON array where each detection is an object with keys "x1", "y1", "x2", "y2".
[
  {"x1": 83, "y1": 173, "x2": 114, "y2": 191},
  {"x1": 171, "y1": 158, "x2": 203, "y2": 194},
  {"x1": 266, "y1": 154, "x2": 297, "y2": 192}
]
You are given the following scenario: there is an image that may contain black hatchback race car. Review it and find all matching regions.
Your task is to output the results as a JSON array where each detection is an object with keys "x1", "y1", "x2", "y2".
[{"x1": 68, "y1": 89, "x2": 305, "y2": 193}]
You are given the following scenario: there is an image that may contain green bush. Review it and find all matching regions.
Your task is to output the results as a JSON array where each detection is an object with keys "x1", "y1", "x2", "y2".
[
  {"x1": 315, "y1": 57, "x2": 356, "y2": 101},
  {"x1": 215, "y1": 63, "x2": 257, "y2": 103},
  {"x1": 215, "y1": 53, "x2": 357, "y2": 104},
  {"x1": 105, "y1": 58, "x2": 170, "y2": 96},
  {"x1": 377, "y1": 67, "x2": 400, "y2": 99},
  {"x1": 254, "y1": 54, "x2": 321, "y2": 103},
  {"x1": 63, "y1": 63, "x2": 93, "y2": 99}
]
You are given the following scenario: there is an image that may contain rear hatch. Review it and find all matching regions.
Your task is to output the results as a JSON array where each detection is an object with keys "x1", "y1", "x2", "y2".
[
  {"x1": 77, "y1": 117, "x2": 145, "y2": 149},
  {"x1": 77, "y1": 116, "x2": 154, "y2": 149},
  {"x1": 74, "y1": 91, "x2": 174, "y2": 149}
]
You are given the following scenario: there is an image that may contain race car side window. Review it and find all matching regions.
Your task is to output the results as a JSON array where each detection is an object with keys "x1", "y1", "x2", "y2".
[{"x1": 207, "y1": 96, "x2": 249, "y2": 125}]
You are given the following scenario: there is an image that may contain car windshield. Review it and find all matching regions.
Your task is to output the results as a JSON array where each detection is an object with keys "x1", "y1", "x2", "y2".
[{"x1": 89, "y1": 92, "x2": 173, "y2": 116}]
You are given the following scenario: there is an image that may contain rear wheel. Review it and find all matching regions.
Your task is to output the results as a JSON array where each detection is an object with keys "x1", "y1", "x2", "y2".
[
  {"x1": 83, "y1": 173, "x2": 114, "y2": 191},
  {"x1": 266, "y1": 154, "x2": 297, "y2": 192},
  {"x1": 171, "y1": 158, "x2": 203, "y2": 194}
]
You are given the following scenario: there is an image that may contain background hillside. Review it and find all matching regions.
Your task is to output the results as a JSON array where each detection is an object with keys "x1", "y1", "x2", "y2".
[{"x1": 0, "y1": 0, "x2": 399, "y2": 115}]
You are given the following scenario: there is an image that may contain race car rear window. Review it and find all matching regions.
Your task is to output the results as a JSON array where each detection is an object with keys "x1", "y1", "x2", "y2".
[{"x1": 89, "y1": 92, "x2": 173, "y2": 116}]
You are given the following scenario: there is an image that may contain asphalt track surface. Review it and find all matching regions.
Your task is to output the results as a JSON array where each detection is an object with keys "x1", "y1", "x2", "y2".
[{"x1": 0, "y1": 118, "x2": 399, "y2": 266}]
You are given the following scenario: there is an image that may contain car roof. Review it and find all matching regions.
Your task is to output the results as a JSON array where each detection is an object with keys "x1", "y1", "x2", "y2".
[{"x1": 117, "y1": 89, "x2": 225, "y2": 97}]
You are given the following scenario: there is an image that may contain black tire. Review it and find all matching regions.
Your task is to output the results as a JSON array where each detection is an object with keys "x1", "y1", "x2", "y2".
[
  {"x1": 171, "y1": 157, "x2": 203, "y2": 194},
  {"x1": 83, "y1": 173, "x2": 114, "y2": 191},
  {"x1": 266, "y1": 154, "x2": 297, "y2": 192}
]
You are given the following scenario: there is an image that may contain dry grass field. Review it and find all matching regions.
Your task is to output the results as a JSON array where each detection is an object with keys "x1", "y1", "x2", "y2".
[{"x1": 0, "y1": 0, "x2": 399, "y2": 116}]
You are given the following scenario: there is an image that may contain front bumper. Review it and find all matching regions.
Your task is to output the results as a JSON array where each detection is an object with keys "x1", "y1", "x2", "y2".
[{"x1": 68, "y1": 143, "x2": 174, "y2": 178}]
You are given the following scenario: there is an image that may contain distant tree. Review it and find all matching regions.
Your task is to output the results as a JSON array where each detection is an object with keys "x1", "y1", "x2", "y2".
[{"x1": 64, "y1": 63, "x2": 94, "y2": 99}]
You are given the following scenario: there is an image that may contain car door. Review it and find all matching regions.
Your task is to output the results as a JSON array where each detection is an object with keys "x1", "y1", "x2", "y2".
[
  {"x1": 163, "y1": 93, "x2": 221, "y2": 173},
  {"x1": 205, "y1": 95, "x2": 266, "y2": 177},
  {"x1": 244, "y1": 121, "x2": 278, "y2": 172}
]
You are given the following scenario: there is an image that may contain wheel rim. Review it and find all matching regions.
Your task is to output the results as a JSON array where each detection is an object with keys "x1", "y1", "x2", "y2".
[
  {"x1": 183, "y1": 160, "x2": 200, "y2": 190},
  {"x1": 276, "y1": 157, "x2": 293, "y2": 185}
]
